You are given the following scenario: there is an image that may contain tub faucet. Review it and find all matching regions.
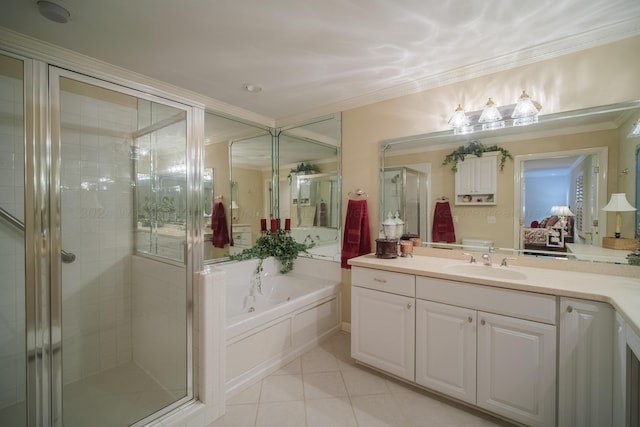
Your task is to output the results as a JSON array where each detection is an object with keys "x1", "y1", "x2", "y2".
[
  {"x1": 304, "y1": 234, "x2": 314, "y2": 245},
  {"x1": 481, "y1": 252, "x2": 492, "y2": 266}
]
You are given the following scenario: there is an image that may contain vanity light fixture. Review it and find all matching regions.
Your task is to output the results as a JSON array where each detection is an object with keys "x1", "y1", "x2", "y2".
[
  {"x1": 629, "y1": 119, "x2": 640, "y2": 138},
  {"x1": 478, "y1": 98, "x2": 505, "y2": 131},
  {"x1": 511, "y1": 90, "x2": 542, "y2": 126},
  {"x1": 449, "y1": 90, "x2": 542, "y2": 134},
  {"x1": 448, "y1": 104, "x2": 472, "y2": 135}
]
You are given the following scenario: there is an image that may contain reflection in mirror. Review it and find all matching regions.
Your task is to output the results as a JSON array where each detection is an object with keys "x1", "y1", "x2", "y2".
[
  {"x1": 204, "y1": 112, "x2": 270, "y2": 262},
  {"x1": 381, "y1": 101, "x2": 640, "y2": 265},
  {"x1": 381, "y1": 166, "x2": 429, "y2": 242},
  {"x1": 279, "y1": 115, "x2": 342, "y2": 261},
  {"x1": 229, "y1": 133, "x2": 273, "y2": 254},
  {"x1": 203, "y1": 168, "x2": 213, "y2": 217},
  {"x1": 134, "y1": 102, "x2": 187, "y2": 263}
]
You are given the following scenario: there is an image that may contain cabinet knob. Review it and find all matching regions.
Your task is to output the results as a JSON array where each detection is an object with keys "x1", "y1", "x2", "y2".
[
  {"x1": 468, "y1": 316, "x2": 473, "y2": 323},
  {"x1": 566, "y1": 305, "x2": 573, "y2": 313},
  {"x1": 480, "y1": 319, "x2": 486, "y2": 326},
  {"x1": 373, "y1": 277, "x2": 387, "y2": 283},
  {"x1": 406, "y1": 303, "x2": 412, "y2": 309}
]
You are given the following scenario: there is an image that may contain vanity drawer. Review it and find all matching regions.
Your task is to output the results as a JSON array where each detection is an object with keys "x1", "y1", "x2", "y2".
[
  {"x1": 352, "y1": 266, "x2": 415, "y2": 297},
  {"x1": 416, "y1": 276, "x2": 556, "y2": 325}
]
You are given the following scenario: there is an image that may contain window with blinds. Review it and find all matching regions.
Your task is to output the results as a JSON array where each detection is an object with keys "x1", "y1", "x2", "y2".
[{"x1": 575, "y1": 174, "x2": 584, "y2": 233}]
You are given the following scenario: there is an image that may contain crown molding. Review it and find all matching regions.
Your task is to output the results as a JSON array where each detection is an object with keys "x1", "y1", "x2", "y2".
[
  {"x1": 274, "y1": 18, "x2": 640, "y2": 127},
  {"x1": 0, "y1": 27, "x2": 275, "y2": 128}
]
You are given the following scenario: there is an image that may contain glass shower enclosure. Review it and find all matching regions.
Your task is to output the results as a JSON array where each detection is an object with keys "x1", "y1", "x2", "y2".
[
  {"x1": 0, "y1": 54, "x2": 194, "y2": 427},
  {"x1": 382, "y1": 166, "x2": 428, "y2": 240}
]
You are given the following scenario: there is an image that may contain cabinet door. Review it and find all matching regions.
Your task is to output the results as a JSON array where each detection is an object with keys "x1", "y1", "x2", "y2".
[
  {"x1": 613, "y1": 312, "x2": 627, "y2": 427},
  {"x1": 351, "y1": 286, "x2": 415, "y2": 381},
  {"x1": 473, "y1": 156, "x2": 496, "y2": 194},
  {"x1": 455, "y1": 159, "x2": 475, "y2": 194},
  {"x1": 415, "y1": 300, "x2": 476, "y2": 404},
  {"x1": 558, "y1": 298, "x2": 614, "y2": 427},
  {"x1": 477, "y1": 312, "x2": 556, "y2": 427}
]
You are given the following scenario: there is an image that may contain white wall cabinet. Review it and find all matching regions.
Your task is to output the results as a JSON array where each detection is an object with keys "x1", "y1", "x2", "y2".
[
  {"x1": 477, "y1": 311, "x2": 556, "y2": 427},
  {"x1": 558, "y1": 297, "x2": 614, "y2": 427},
  {"x1": 455, "y1": 154, "x2": 497, "y2": 205},
  {"x1": 415, "y1": 299, "x2": 476, "y2": 404},
  {"x1": 351, "y1": 268, "x2": 415, "y2": 381}
]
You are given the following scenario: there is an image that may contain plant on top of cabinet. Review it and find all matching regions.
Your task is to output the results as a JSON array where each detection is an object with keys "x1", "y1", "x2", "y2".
[{"x1": 442, "y1": 140, "x2": 512, "y2": 172}]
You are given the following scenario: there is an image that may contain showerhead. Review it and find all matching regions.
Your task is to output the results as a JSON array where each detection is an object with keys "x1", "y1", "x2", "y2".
[{"x1": 391, "y1": 174, "x2": 400, "y2": 184}]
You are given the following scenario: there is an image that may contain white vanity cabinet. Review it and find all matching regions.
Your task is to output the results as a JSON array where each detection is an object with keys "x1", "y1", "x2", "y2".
[
  {"x1": 455, "y1": 154, "x2": 497, "y2": 205},
  {"x1": 415, "y1": 276, "x2": 556, "y2": 427},
  {"x1": 351, "y1": 267, "x2": 415, "y2": 381},
  {"x1": 558, "y1": 297, "x2": 614, "y2": 426},
  {"x1": 415, "y1": 299, "x2": 477, "y2": 404},
  {"x1": 476, "y1": 311, "x2": 556, "y2": 426}
]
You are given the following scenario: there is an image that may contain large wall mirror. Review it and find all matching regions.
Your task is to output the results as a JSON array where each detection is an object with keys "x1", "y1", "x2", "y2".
[
  {"x1": 203, "y1": 112, "x2": 270, "y2": 262},
  {"x1": 381, "y1": 100, "x2": 640, "y2": 265},
  {"x1": 279, "y1": 115, "x2": 342, "y2": 261},
  {"x1": 204, "y1": 112, "x2": 342, "y2": 263}
]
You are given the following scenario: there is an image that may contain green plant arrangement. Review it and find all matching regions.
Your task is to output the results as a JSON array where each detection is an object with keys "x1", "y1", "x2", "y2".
[
  {"x1": 442, "y1": 141, "x2": 513, "y2": 172},
  {"x1": 626, "y1": 249, "x2": 640, "y2": 266},
  {"x1": 288, "y1": 162, "x2": 319, "y2": 180},
  {"x1": 229, "y1": 229, "x2": 314, "y2": 274}
]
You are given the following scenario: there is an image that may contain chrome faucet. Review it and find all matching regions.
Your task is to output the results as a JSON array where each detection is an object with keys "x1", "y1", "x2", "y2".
[
  {"x1": 463, "y1": 253, "x2": 476, "y2": 264},
  {"x1": 481, "y1": 252, "x2": 492, "y2": 266},
  {"x1": 501, "y1": 257, "x2": 516, "y2": 267}
]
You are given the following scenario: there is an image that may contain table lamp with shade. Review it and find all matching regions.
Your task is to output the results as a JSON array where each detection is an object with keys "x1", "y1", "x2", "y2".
[
  {"x1": 601, "y1": 193, "x2": 638, "y2": 249},
  {"x1": 551, "y1": 205, "x2": 574, "y2": 233}
]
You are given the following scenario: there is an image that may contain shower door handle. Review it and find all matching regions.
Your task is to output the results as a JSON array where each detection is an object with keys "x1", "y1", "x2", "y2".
[{"x1": 1, "y1": 206, "x2": 76, "y2": 263}]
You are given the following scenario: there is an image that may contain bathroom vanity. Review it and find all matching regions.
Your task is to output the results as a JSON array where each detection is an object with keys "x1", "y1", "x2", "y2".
[{"x1": 349, "y1": 251, "x2": 640, "y2": 427}]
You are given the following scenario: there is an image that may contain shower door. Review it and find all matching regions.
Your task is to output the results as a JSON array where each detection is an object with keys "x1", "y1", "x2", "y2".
[
  {"x1": 0, "y1": 52, "x2": 27, "y2": 427},
  {"x1": 50, "y1": 69, "x2": 192, "y2": 426}
]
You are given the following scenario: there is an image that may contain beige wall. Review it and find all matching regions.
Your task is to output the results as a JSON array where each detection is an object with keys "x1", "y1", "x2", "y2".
[{"x1": 340, "y1": 36, "x2": 640, "y2": 324}]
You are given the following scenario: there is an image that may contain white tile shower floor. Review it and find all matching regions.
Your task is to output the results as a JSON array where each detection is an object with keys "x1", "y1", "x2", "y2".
[
  {"x1": 63, "y1": 361, "x2": 176, "y2": 427},
  {"x1": 209, "y1": 331, "x2": 515, "y2": 427},
  {"x1": 0, "y1": 361, "x2": 176, "y2": 427}
]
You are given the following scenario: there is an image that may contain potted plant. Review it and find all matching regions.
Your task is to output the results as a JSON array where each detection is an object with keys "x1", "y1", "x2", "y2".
[
  {"x1": 442, "y1": 140, "x2": 512, "y2": 172},
  {"x1": 229, "y1": 229, "x2": 314, "y2": 274}
]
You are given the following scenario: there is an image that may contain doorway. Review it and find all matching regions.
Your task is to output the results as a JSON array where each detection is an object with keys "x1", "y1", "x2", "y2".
[{"x1": 514, "y1": 147, "x2": 608, "y2": 251}]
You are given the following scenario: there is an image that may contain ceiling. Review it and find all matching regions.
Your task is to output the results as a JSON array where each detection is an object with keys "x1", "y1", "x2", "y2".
[{"x1": 1, "y1": 0, "x2": 640, "y2": 124}]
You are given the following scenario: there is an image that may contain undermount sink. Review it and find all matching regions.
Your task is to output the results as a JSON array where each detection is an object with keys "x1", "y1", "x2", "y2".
[{"x1": 444, "y1": 263, "x2": 528, "y2": 281}]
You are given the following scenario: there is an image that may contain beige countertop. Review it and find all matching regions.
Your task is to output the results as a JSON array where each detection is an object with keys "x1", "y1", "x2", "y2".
[{"x1": 349, "y1": 250, "x2": 640, "y2": 338}]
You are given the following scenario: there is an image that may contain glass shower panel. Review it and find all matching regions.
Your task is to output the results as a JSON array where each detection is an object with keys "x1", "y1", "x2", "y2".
[
  {"x1": 0, "y1": 53, "x2": 26, "y2": 427},
  {"x1": 134, "y1": 101, "x2": 187, "y2": 262},
  {"x1": 57, "y1": 76, "x2": 188, "y2": 427}
]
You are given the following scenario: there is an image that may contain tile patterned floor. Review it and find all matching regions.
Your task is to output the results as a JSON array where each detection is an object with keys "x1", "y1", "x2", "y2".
[{"x1": 208, "y1": 331, "x2": 515, "y2": 427}]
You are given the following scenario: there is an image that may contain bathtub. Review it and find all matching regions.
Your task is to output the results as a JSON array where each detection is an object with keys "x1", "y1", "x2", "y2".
[{"x1": 211, "y1": 256, "x2": 341, "y2": 396}]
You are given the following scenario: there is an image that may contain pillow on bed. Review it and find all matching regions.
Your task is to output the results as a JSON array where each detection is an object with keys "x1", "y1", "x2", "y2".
[
  {"x1": 546, "y1": 216, "x2": 559, "y2": 228},
  {"x1": 539, "y1": 217, "x2": 548, "y2": 228}
]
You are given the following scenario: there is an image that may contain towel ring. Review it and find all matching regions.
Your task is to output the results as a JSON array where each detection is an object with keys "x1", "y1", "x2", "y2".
[{"x1": 348, "y1": 189, "x2": 368, "y2": 199}]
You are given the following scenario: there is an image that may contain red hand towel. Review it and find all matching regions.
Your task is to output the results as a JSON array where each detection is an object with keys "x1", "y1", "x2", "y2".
[
  {"x1": 211, "y1": 201, "x2": 230, "y2": 248},
  {"x1": 341, "y1": 199, "x2": 371, "y2": 269},
  {"x1": 432, "y1": 200, "x2": 456, "y2": 243}
]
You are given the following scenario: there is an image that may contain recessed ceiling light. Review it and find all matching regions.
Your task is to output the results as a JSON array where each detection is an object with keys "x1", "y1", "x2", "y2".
[
  {"x1": 37, "y1": 0, "x2": 71, "y2": 23},
  {"x1": 243, "y1": 83, "x2": 263, "y2": 93}
]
